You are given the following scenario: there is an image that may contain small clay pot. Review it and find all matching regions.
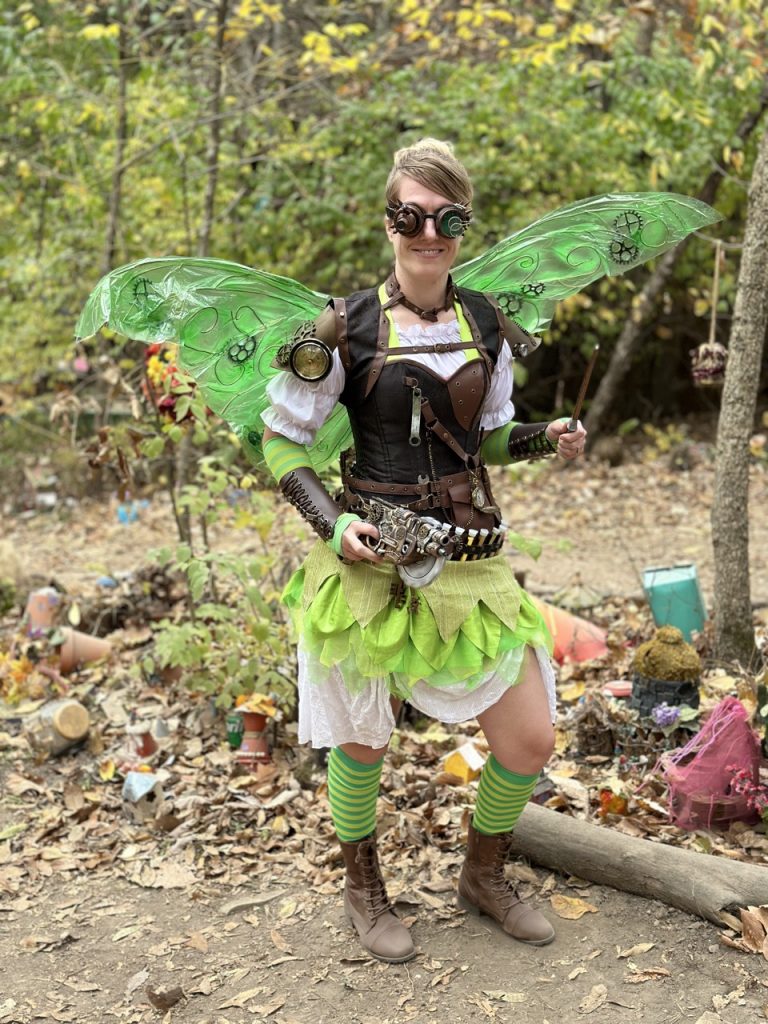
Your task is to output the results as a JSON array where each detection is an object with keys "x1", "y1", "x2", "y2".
[
  {"x1": 236, "y1": 711, "x2": 271, "y2": 766},
  {"x1": 59, "y1": 628, "x2": 112, "y2": 673}
]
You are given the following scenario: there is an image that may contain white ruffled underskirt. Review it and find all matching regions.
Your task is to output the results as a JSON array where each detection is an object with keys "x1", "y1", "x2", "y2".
[{"x1": 297, "y1": 643, "x2": 557, "y2": 749}]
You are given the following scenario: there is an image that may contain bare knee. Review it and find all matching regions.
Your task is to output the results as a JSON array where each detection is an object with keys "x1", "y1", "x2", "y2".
[
  {"x1": 339, "y1": 741, "x2": 388, "y2": 765},
  {"x1": 526, "y1": 721, "x2": 556, "y2": 767},
  {"x1": 492, "y1": 721, "x2": 555, "y2": 776}
]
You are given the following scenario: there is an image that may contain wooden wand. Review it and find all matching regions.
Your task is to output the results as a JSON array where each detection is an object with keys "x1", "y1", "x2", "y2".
[{"x1": 566, "y1": 344, "x2": 600, "y2": 432}]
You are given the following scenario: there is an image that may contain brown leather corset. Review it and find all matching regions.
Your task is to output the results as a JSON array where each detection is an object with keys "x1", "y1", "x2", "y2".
[{"x1": 341, "y1": 359, "x2": 500, "y2": 532}]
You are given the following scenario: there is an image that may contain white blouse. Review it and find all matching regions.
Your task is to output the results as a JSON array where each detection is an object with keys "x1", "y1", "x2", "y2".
[{"x1": 262, "y1": 320, "x2": 515, "y2": 444}]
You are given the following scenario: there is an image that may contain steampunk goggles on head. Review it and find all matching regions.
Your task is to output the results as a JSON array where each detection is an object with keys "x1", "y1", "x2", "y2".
[{"x1": 385, "y1": 202, "x2": 472, "y2": 239}]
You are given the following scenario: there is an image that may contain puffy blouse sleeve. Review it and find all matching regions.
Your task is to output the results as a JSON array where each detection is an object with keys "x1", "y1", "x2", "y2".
[
  {"x1": 480, "y1": 339, "x2": 515, "y2": 431},
  {"x1": 261, "y1": 349, "x2": 346, "y2": 446}
]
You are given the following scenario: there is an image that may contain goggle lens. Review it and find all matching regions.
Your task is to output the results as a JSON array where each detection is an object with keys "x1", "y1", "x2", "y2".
[{"x1": 386, "y1": 202, "x2": 470, "y2": 239}]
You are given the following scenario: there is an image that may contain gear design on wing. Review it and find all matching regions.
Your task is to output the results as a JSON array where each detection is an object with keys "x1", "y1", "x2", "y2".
[
  {"x1": 521, "y1": 282, "x2": 546, "y2": 296},
  {"x1": 497, "y1": 292, "x2": 523, "y2": 316},
  {"x1": 608, "y1": 237, "x2": 640, "y2": 264},
  {"x1": 127, "y1": 276, "x2": 171, "y2": 331},
  {"x1": 227, "y1": 335, "x2": 258, "y2": 364},
  {"x1": 613, "y1": 210, "x2": 644, "y2": 235}
]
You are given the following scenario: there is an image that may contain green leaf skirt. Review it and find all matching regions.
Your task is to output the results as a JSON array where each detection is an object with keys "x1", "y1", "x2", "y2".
[{"x1": 283, "y1": 542, "x2": 553, "y2": 701}]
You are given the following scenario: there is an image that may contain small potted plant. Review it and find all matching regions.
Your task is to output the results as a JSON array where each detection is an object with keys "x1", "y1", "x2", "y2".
[{"x1": 233, "y1": 692, "x2": 280, "y2": 766}]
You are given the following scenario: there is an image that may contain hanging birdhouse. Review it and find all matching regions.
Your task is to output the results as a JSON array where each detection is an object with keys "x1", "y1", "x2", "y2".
[{"x1": 690, "y1": 339, "x2": 727, "y2": 388}]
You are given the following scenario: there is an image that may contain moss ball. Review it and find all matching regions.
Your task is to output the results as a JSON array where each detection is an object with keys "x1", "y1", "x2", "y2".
[{"x1": 631, "y1": 625, "x2": 701, "y2": 682}]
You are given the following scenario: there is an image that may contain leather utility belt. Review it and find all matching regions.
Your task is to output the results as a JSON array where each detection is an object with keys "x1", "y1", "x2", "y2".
[
  {"x1": 345, "y1": 491, "x2": 506, "y2": 588},
  {"x1": 344, "y1": 466, "x2": 485, "y2": 515}
]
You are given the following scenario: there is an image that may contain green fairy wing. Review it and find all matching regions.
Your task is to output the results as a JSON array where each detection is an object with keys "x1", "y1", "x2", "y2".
[
  {"x1": 453, "y1": 193, "x2": 721, "y2": 335},
  {"x1": 75, "y1": 256, "x2": 351, "y2": 471}
]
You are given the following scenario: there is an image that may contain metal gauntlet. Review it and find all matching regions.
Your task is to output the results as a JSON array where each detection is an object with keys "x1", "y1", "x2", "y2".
[
  {"x1": 279, "y1": 466, "x2": 340, "y2": 542},
  {"x1": 507, "y1": 422, "x2": 558, "y2": 462}
]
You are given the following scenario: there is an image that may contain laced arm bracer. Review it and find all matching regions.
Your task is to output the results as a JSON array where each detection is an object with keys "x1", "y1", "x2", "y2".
[
  {"x1": 263, "y1": 435, "x2": 359, "y2": 550},
  {"x1": 481, "y1": 421, "x2": 557, "y2": 465}
]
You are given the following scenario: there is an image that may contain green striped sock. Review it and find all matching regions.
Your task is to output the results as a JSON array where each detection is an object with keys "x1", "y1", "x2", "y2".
[
  {"x1": 327, "y1": 747, "x2": 383, "y2": 842},
  {"x1": 263, "y1": 435, "x2": 312, "y2": 481},
  {"x1": 473, "y1": 754, "x2": 538, "y2": 835}
]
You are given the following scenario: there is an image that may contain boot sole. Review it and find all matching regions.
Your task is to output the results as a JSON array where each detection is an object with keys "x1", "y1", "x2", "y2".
[
  {"x1": 367, "y1": 949, "x2": 417, "y2": 964},
  {"x1": 457, "y1": 893, "x2": 555, "y2": 947}
]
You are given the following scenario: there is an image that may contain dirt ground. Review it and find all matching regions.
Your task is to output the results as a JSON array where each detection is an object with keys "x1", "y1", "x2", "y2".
[
  {"x1": 2, "y1": 446, "x2": 768, "y2": 1024},
  {"x1": 1, "y1": 870, "x2": 766, "y2": 1024}
]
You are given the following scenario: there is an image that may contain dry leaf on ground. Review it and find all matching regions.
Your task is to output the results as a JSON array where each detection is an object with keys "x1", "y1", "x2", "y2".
[
  {"x1": 550, "y1": 894, "x2": 598, "y2": 920},
  {"x1": 579, "y1": 984, "x2": 608, "y2": 1013},
  {"x1": 617, "y1": 942, "x2": 655, "y2": 958}
]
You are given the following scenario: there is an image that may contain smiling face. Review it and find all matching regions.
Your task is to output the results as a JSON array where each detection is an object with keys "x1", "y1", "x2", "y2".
[{"x1": 386, "y1": 176, "x2": 463, "y2": 285}]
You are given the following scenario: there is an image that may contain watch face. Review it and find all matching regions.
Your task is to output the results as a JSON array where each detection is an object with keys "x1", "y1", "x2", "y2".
[{"x1": 290, "y1": 340, "x2": 332, "y2": 381}]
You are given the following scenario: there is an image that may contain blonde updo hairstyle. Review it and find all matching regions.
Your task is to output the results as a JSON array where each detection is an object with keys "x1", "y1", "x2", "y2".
[{"x1": 385, "y1": 138, "x2": 473, "y2": 213}]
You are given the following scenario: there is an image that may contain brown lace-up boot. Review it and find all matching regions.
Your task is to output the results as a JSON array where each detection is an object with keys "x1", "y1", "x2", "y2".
[
  {"x1": 458, "y1": 820, "x2": 555, "y2": 946},
  {"x1": 338, "y1": 834, "x2": 416, "y2": 963}
]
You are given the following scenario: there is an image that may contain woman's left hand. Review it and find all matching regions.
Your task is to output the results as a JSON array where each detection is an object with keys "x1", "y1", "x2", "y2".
[{"x1": 545, "y1": 418, "x2": 587, "y2": 460}]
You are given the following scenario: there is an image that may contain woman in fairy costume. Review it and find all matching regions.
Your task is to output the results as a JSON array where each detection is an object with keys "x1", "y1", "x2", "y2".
[
  {"x1": 75, "y1": 140, "x2": 719, "y2": 964},
  {"x1": 261, "y1": 139, "x2": 586, "y2": 961}
]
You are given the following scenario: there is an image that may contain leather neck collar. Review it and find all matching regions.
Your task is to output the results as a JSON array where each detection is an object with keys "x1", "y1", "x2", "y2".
[{"x1": 381, "y1": 272, "x2": 455, "y2": 323}]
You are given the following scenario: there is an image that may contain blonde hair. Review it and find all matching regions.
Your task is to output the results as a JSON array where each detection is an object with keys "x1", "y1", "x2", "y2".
[{"x1": 385, "y1": 138, "x2": 473, "y2": 210}]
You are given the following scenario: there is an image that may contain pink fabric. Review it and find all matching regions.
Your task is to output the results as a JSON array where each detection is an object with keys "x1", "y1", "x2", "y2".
[{"x1": 660, "y1": 697, "x2": 761, "y2": 830}]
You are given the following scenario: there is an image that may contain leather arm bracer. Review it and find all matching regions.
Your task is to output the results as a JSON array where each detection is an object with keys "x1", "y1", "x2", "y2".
[
  {"x1": 507, "y1": 422, "x2": 558, "y2": 462},
  {"x1": 279, "y1": 466, "x2": 341, "y2": 542}
]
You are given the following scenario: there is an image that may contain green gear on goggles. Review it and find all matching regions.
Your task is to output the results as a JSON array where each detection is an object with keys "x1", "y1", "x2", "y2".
[{"x1": 386, "y1": 202, "x2": 471, "y2": 239}]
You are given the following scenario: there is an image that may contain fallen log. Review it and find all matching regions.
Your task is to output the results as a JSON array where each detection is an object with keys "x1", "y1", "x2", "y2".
[{"x1": 510, "y1": 804, "x2": 768, "y2": 925}]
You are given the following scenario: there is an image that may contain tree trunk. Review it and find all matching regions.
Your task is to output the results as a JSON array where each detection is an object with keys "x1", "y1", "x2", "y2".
[
  {"x1": 510, "y1": 804, "x2": 767, "y2": 925},
  {"x1": 584, "y1": 79, "x2": 768, "y2": 437},
  {"x1": 197, "y1": 0, "x2": 229, "y2": 258},
  {"x1": 101, "y1": 5, "x2": 129, "y2": 277},
  {"x1": 711, "y1": 125, "x2": 768, "y2": 667}
]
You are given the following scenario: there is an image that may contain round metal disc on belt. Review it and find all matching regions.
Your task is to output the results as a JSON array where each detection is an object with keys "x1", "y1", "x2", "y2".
[{"x1": 397, "y1": 555, "x2": 446, "y2": 589}]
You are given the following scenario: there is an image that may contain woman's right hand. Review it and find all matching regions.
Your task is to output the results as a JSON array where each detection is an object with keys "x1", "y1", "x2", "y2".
[{"x1": 341, "y1": 519, "x2": 383, "y2": 563}]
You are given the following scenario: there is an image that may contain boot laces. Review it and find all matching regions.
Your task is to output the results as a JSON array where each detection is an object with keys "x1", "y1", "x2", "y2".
[
  {"x1": 489, "y1": 834, "x2": 521, "y2": 910},
  {"x1": 357, "y1": 843, "x2": 393, "y2": 920}
]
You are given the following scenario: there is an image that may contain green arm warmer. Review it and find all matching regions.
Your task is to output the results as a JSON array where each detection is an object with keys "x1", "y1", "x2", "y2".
[
  {"x1": 481, "y1": 423, "x2": 519, "y2": 465},
  {"x1": 262, "y1": 435, "x2": 359, "y2": 555}
]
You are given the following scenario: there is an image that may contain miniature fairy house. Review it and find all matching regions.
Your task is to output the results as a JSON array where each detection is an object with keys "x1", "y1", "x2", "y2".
[
  {"x1": 630, "y1": 625, "x2": 700, "y2": 717},
  {"x1": 571, "y1": 693, "x2": 618, "y2": 757}
]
